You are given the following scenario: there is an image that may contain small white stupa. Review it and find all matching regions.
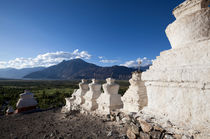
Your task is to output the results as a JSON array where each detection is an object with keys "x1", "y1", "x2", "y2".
[
  {"x1": 61, "y1": 97, "x2": 75, "y2": 113},
  {"x1": 82, "y1": 79, "x2": 102, "y2": 111},
  {"x1": 6, "y1": 106, "x2": 14, "y2": 115},
  {"x1": 97, "y1": 78, "x2": 123, "y2": 114},
  {"x1": 16, "y1": 90, "x2": 38, "y2": 113},
  {"x1": 61, "y1": 79, "x2": 89, "y2": 113},
  {"x1": 121, "y1": 71, "x2": 147, "y2": 113},
  {"x1": 72, "y1": 79, "x2": 89, "y2": 105}
]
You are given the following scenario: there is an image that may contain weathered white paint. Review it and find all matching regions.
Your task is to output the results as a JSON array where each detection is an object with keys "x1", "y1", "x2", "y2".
[
  {"x1": 122, "y1": 71, "x2": 147, "y2": 113},
  {"x1": 16, "y1": 90, "x2": 38, "y2": 109},
  {"x1": 142, "y1": 0, "x2": 210, "y2": 137},
  {"x1": 82, "y1": 79, "x2": 102, "y2": 111},
  {"x1": 97, "y1": 78, "x2": 123, "y2": 114}
]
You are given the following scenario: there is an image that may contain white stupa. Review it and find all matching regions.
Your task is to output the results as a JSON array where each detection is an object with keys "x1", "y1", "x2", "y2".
[
  {"x1": 61, "y1": 79, "x2": 89, "y2": 113},
  {"x1": 121, "y1": 71, "x2": 147, "y2": 113},
  {"x1": 16, "y1": 90, "x2": 38, "y2": 113},
  {"x1": 61, "y1": 97, "x2": 75, "y2": 113},
  {"x1": 142, "y1": 0, "x2": 210, "y2": 137},
  {"x1": 82, "y1": 79, "x2": 102, "y2": 111},
  {"x1": 97, "y1": 78, "x2": 123, "y2": 114},
  {"x1": 72, "y1": 79, "x2": 89, "y2": 105}
]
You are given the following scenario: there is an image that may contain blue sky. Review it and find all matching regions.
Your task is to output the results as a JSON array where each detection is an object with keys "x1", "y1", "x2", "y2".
[{"x1": 0, "y1": 0, "x2": 185, "y2": 69}]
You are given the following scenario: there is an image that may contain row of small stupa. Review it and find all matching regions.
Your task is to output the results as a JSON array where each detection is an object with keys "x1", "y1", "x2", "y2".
[{"x1": 62, "y1": 71, "x2": 147, "y2": 114}]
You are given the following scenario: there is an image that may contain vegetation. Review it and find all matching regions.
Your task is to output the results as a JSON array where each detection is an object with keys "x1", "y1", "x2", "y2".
[{"x1": 0, "y1": 79, "x2": 129, "y2": 114}]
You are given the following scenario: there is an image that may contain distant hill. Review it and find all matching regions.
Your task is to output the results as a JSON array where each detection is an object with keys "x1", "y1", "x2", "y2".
[
  {"x1": 0, "y1": 67, "x2": 45, "y2": 79},
  {"x1": 24, "y1": 59, "x2": 142, "y2": 80}
]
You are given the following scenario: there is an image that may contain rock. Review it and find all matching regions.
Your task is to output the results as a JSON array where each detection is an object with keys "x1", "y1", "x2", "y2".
[
  {"x1": 139, "y1": 131, "x2": 150, "y2": 139},
  {"x1": 110, "y1": 115, "x2": 115, "y2": 121},
  {"x1": 166, "y1": 120, "x2": 173, "y2": 127},
  {"x1": 130, "y1": 123, "x2": 139, "y2": 135},
  {"x1": 181, "y1": 135, "x2": 193, "y2": 139},
  {"x1": 107, "y1": 131, "x2": 112, "y2": 137},
  {"x1": 150, "y1": 131, "x2": 162, "y2": 139},
  {"x1": 122, "y1": 117, "x2": 127, "y2": 123},
  {"x1": 106, "y1": 114, "x2": 111, "y2": 119},
  {"x1": 118, "y1": 112, "x2": 125, "y2": 119},
  {"x1": 55, "y1": 130, "x2": 59, "y2": 135},
  {"x1": 50, "y1": 133, "x2": 54, "y2": 137},
  {"x1": 122, "y1": 117, "x2": 131, "y2": 124},
  {"x1": 116, "y1": 116, "x2": 120, "y2": 122},
  {"x1": 137, "y1": 119, "x2": 152, "y2": 133},
  {"x1": 173, "y1": 134, "x2": 182, "y2": 139},
  {"x1": 43, "y1": 134, "x2": 49, "y2": 139},
  {"x1": 153, "y1": 124, "x2": 164, "y2": 132},
  {"x1": 128, "y1": 112, "x2": 137, "y2": 119},
  {"x1": 119, "y1": 134, "x2": 127, "y2": 139},
  {"x1": 127, "y1": 128, "x2": 136, "y2": 139},
  {"x1": 164, "y1": 134, "x2": 175, "y2": 139}
]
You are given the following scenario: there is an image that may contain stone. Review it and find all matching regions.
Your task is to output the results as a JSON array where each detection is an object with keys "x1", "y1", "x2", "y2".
[
  {"x1": 16, "y1": 90, "x2": 37, "y2": 113},
  {"x1": 96, "y1": 78, "x2": 123, "y2": 114},
  {"x1": 137, "y1": 119, "x2": 152, "y2": 133},
  {"x1": 142, "y1": 0, "x2": 210, "y2": 136},
  {"x1": 181, "y1": 135, "x2": 193, "y2": 139},
  {"x1": 139, "y1": 132, "x2": 150, "y2": 139},
  {"x1": 82, "y1": 79, "x2": 102, "y2": 111},
  {"x1": 6, "y1": 106, "x2": 14, "y2": 115},
  {"x1": 153, "y1": 124, "x2": 164, "y2": 132},
  {"x1": 119, "y1": 134, "x2": 127, "y2": 139},
  {"x1": 173, "y1": 134, "x2": 182, "y2": 139},
  {"x1": 122, "y1": 117, "x2": 130, "y2": 124},
  {"x1": 106, "y1": 114, "x2": 111, "y2": 119},
  {"x1": 130, "y1": 124, "x2": 140, "y2": 135},
  {"x1": 121, "y1": 71, "x2": 147, "y2": 113},
  {"x1": 110, "y1": 115, "x2": 115, "y2": 121},
  {"x1": 150, "y1": 131, "x2": 162, "y2": 139},
  {"x1": 127, "y1": 128, "x2": 136, "y2": 139},
  {"x1": 116, "y1": 116, "x2": 120, "y2": 122},
  {"x1": 164, "y1": 134, "x2": 175, "y2": 139},
  {"x1": 107, "y1": 131, "x2": 112, "y2": 137}
]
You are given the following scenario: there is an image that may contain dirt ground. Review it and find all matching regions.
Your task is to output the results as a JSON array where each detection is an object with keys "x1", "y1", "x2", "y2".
[{"x1": 0, "y1": 108, "x2": 127, "y2": 139}]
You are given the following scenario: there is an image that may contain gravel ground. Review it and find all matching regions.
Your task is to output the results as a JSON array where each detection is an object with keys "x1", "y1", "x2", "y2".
[{"x1": 0, "y1": 108, "x2": 127, "y2": 139}]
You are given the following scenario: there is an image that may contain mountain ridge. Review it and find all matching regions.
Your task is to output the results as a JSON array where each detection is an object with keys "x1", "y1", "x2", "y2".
[
  {"x1": 0, "y1": 67, "x2": 46, "y2": 79},
  {"x1": 24, "y1": 59, "x2": 143, "y2": 80}
]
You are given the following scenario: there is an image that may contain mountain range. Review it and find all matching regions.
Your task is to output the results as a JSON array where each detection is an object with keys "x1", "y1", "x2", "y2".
[
  {"x1": 0, "y1": 67, "x2": 46, "y2": 79},
  {"x1": 24, "y1": 59, "x2": 138, "y2": 80},
  {"x1": 0, "y1": 59, "x2": 150, "y2": 80}
]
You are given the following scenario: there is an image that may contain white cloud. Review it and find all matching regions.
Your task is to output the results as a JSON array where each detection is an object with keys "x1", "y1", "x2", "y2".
[
  {"x1": 0, "y1": 49, "x2": 91, "y2": 69},
  {"x1": 98, "y1": 56, "x2": 103, "y2": 59},
  {"x1": 120, "y1": 57, "x2": 153, "y2": 67},
  {"x1": 99, "y1": 59, "x2": 118, "y2": 64}
]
